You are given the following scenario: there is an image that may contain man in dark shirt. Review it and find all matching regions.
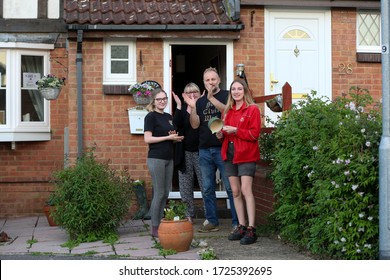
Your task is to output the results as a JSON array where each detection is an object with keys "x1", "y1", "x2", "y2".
[{"x1": 183, "y1": 67, "x2": 238, "y2": 232}]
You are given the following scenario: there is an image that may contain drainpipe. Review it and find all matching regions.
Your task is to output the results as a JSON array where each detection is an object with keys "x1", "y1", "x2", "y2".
[
  {"x1": 379, "y1": 0, "x2": 390, "y2": 260},
  {"x1": 76, "y1": 29, "x2": 83, "y2": 158}
]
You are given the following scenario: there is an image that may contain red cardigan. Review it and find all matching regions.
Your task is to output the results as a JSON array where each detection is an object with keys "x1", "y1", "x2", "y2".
[{"x1": 221, "y1": 103, "x2": 261, "y2": 164}]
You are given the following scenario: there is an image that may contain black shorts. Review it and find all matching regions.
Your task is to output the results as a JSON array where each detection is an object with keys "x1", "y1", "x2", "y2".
[
  {"x1": 225, "y1": 142, "x2": 256, "y2": 177},
  {"x1": 224, "y1": 160, "x2": 256, "y2": 177}
]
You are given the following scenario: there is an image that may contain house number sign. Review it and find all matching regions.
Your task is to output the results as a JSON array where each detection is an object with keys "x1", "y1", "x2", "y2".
[{"x1": 338, "y1": 63, "x2": 353, "y2": 75}]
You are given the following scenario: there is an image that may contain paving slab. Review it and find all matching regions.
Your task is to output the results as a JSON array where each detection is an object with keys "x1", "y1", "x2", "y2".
[{"x1": 0, "y1": 216, "x2": 314, "y2": 260}]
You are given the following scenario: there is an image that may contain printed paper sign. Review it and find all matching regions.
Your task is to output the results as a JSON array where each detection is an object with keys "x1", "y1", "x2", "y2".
[{"x1": 23, "y1": 73, "x2": 41, "y2": 88}]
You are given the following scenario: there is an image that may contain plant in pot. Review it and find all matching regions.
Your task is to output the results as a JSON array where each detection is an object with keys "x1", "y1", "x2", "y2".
[
  {"x1": 50, "y1": 147, "x2": 133, "y2": 242},
  {"x1": 132, "y1": 179, "x2": 150, "y2": 220},
  {"x1": 157, "y1": 200, "x2": 194, "y2": 252},
  {"x1": 42, "y1": 193, "x2": 58, "y2": 227},
  {"x1": 36, "y1": 74, "x2": 66, "y2": 100}
]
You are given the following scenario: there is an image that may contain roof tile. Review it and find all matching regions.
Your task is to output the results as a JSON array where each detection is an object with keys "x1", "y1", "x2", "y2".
[{"x1": 64, "y1": 0, "x2": 233, "y2": 25}]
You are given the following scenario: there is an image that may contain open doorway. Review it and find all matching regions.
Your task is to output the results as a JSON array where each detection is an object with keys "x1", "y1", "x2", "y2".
[
  {"x1": 169, "y1": 43, "x2": 227, "y2": 193},
  {"x1": 171, "y1": 44, "x2": 226, "y2": 98}
]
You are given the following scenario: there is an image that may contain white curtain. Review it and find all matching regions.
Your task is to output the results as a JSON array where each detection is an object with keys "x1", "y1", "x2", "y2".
[{"x1": 21, "y1": 55, "x2": 44, "y2": 121}]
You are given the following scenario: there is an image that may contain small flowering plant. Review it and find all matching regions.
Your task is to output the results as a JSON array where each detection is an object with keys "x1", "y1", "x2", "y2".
[
  {"x1": 128, "y1": 83, "x2": 153, "y2": 97},
  {"x1": 132, "y1": 179, "x2": 145, "y2": 187},
  {"x1": 163, "y1": 200, "x2": 187, "y2": 221},
  {"x1": 36, "y1": 74, "x2": 65, "y2": 89}
]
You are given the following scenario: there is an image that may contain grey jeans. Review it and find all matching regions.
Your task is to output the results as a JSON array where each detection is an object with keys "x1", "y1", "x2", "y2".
[{"x1": 147, "y1": 158, "x2": 173, "y2": 227}]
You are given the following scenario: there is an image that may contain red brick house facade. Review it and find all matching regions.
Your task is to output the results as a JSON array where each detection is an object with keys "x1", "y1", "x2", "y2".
[{"x1": 0, "y1": 1, "x2": 382, "y2": 223}]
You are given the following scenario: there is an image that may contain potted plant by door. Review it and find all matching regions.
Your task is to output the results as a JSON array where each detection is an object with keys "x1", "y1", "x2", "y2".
[
  {"x1": 157, "y1": 200, "x2": 194, "y2": 252},
  {"x1": 42, "y1": 194, "x2": 58, "y2": 226}
]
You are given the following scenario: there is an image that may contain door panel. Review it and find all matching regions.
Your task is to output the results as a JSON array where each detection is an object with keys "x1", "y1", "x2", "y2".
[{"x1": 265, "y1": 9, "x2": 332, "y2": 123}]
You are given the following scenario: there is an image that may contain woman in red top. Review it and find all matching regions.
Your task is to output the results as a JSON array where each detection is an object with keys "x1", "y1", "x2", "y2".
[{"x1": 217, "y1": 78, "x2": 261, "y2": 245}]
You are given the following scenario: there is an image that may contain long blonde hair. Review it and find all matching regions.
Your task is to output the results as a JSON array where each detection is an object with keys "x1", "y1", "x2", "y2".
[
  {"x1": 224, "y1": 79, "x2": 255, "y2": 114},
  {"x1": 146, "y1": 88, "x2": 168, "y2": 112}
]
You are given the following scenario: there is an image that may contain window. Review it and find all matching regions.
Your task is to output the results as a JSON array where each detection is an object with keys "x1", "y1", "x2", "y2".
[
  {"x1": 0, "y1": 49, "x2": 51, "y2": 142},
  {"x1": 357, "y1": 11, "x2": 381, "y2": 53},
  {"x1": 103, "y1": 39, "x2": 136, "y2": 85}
]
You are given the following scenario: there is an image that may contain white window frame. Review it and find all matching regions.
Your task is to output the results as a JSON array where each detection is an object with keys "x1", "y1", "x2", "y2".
[
  {"x1": 356, "y1": 10, "x2": 381, "y2": 53},
  {"x1": 0, "y1": 47, "x2": 52, "y2": 142},
  {"x1": 103, "y1": 39, "x2": 136, "y2": 85}
]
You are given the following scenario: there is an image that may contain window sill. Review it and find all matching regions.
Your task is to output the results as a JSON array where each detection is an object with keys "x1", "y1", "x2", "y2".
[
  {"x1": 356, "y1": 52, "x2": 381, "y2": 63},
  {"x1": 0, "y1": 132, "x2": 51, "y2": 142}
]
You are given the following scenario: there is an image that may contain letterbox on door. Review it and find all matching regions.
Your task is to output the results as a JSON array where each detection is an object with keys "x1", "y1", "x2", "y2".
[{"x1": 128, "y1": 107, "x2": 148, "y2": 134}]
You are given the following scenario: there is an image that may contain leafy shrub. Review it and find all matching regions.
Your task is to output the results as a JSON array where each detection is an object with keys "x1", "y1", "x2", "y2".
[
  {"x1": 51, "y1": 148, "x2": 133, "y2": 242},
  {"x1": 270, "y1": 87, "x2": 381, "y2": 259}
]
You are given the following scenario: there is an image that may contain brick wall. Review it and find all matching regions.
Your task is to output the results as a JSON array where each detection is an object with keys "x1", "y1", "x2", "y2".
[
  {"x1": 234, "y1": 7, "x2": 265, "y2": 99},
  {"x1": 332, "y1": 8, "x2": 382, "y2": 100},
  {"x1": 253, "y1": 162, "x2": 275, "y2": 225}
]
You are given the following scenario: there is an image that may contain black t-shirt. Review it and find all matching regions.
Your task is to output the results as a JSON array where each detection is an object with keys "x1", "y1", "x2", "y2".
[
  {"x1": 173, "y1": 105, "x2": 199, "y2": 152},
  {"x1": 144, "y1": 111, "x2": 175, "y2": 160},
  {"x1": 195, "y1": 89, "x2": 228, "y2": 148}
]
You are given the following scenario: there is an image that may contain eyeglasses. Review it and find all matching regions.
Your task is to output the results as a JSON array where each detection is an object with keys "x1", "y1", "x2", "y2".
[
  {"x1": 155, "y1": 97, "x2": 168, "y2": 102},
  {"x1": 184, "y1": 91, "x2": 199, "y2": 95}
]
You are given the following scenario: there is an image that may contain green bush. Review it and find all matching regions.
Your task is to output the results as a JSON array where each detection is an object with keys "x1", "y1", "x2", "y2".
[
  {"x1": 270, "y1": 87, "x2": 381, "y2": 259},
  {"x1": 51, "y1": 148, "x2": 133, "y2": 242}
]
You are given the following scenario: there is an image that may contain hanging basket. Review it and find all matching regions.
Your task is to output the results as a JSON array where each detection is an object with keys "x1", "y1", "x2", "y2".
[
  {"x1": 39, "y1": 87, "x2": 62, "y2": 100},
  {"x1": 133, "y1": 95, "x2": 152, "y2": 105}
]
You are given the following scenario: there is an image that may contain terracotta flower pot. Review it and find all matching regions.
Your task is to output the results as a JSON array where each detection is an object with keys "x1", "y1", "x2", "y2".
[
  {"x1": 43, "y1": 205, "x2": 58, "y2": 226},
  {"x1": 158, "y1": 218, "x2": 194, "y2": 252}
]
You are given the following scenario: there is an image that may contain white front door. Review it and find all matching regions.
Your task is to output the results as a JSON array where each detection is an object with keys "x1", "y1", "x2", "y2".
[{"x1": 264, "y1": 9, "x2": 332, "y2": 123}]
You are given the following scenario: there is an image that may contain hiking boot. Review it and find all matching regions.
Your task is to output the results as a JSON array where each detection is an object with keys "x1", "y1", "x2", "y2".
[
  {"x1": 198, "y1": 223, "x2": 219, "y2": 233},
  {"x1": 228, "y1": 225, "x2": 247, "y2": 241},
  {"x1": 240, "y1": 227, "x2": 257, "y2": 245}
]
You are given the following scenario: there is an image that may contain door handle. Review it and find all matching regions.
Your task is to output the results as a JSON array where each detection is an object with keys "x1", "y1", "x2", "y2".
[{"x1": 270, "y1": 73, "x2": 279, "y2": 91}]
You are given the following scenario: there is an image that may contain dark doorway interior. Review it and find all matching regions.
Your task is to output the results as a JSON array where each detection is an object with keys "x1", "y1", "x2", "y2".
[{"x1": 170, "y1": 44, "x2": 226, "y2": 192}]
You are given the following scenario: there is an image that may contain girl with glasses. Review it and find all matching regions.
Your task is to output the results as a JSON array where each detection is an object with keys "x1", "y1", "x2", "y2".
[{"x1": 144, "y1": 88, "x2": 184, "y2": 237}]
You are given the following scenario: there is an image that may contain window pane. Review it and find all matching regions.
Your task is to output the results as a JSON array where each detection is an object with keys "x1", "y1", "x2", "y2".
[
  {"x1": 0, "y1": 90, "x2": 5, "y2": 124},
  {"x1": 21, "y1": 89, "x2": 43, "y2": 121},
  {"x1": 111, "y1": 61, "x2": 128, "y2": 74},
  {"x1": 111, "y1": 46, "x2": 128, "y2": 59},
  {"x1": 358, "y1": 12, "x2": 380, "y2": 46},
  {"x1": 0, "y1": 51, "x2": 6, "y2": 125},
  {"x1": 21, "y1": 55, "x2": 44, "y2": 122}
]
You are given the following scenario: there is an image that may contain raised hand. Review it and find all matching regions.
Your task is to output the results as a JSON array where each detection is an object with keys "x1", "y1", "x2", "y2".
[{"x1": 172, "y1": 91, "x2": 182, "y2": 109}]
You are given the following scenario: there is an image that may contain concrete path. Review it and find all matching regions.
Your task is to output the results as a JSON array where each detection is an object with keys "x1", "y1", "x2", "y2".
[{"x1": 0, "y1": 216, "x2": 312, "y2": 260}]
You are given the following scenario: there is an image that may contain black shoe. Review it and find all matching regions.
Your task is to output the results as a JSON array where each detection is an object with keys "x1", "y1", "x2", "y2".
[
  {"x1": 228, "y1": 225, "x2": 246, "y2": 241},
  {"x1": 240, "y1": 227, "x2": 257, "y2": 245}
]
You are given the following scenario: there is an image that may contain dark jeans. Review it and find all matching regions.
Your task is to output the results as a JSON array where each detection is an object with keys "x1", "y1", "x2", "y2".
[{"x1": 199, "y1": 147, "x2": 238, "y2": 227}]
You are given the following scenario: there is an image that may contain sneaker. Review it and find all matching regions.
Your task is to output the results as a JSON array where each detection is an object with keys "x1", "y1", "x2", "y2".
[
  {"x1": 198, "y1": 223, "x2": 219, "y2": 233},
  {"x1": 240, "y1": 227, "x2": 257, "y2": 245},
  {"x1": 203, "y1": 219, "x2": 209, "y2": 226},
  {"x1": 228, "y1": 225, "x2": 246, "y2": 241}
]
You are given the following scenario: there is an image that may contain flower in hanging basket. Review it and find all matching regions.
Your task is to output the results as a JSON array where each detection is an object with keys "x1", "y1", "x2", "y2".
[
  {"x1": 36, "y1": 74, "x2": 66, "y2": 90},
  {"x1": 128, "y1": 83, "x2": 153, "y2": 98}
]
